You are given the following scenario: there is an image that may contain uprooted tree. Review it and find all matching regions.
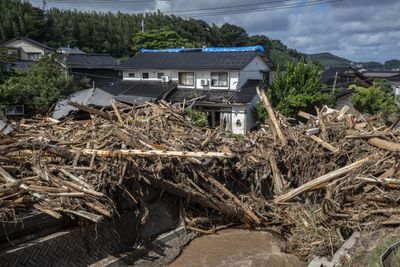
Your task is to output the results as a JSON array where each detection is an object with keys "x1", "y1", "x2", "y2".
[{"x1": 263, "y1": 60, "x2": 335, "y2": 119}]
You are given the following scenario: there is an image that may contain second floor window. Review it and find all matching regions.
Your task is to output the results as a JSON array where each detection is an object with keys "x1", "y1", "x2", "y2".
[
  {"x1": 211, "y1": 72, "x2": 228, "y2": 87},
  {"x1": 142, "y1": 73, "x2": 149, "y2": 79},
  {"x1": 157, "y1": 72, "x2": 164, "y2": 79},
  {"x1": 178, "y1": 72, "x2": 194, "y2": 86},
  {"x1": 128, "y1": 73, "x2": 135, "y2": 78}
]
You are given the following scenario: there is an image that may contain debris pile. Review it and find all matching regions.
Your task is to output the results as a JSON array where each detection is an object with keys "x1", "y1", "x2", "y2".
[{"x1": 1, "y1": 93, "x2": 400, "y2": 260}]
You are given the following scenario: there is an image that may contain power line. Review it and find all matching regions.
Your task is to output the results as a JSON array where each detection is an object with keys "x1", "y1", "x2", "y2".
[
  {"x1": 32, "y1": 0, "x2": 170, "y2": 3},
  {"x1": 174, "y1": 0, "x2": 343, "y2": 17},
  {"x1": 161, "y1": 0, "x2": 296, "y2": 14}
]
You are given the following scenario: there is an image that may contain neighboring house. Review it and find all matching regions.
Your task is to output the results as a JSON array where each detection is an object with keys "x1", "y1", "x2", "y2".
[
  {"x1": 56, "y1": 51, "x2": 121, "y2": 87},
  {"x1": 363, "y1": 71, "x2": 400, "y2": 95},
  {"x1": 0, "y1": 36, "x2": 54, "y2": 70},
  {"x1": 1, "y1": 36, "x2": 54, "y2": 61},
  {"x1": 118, "y1": 46, "x2": 274, "y2": 134},
  {"x1": 321, "y1": 67, "x2": 371, "y2": 89},
  {"x1": 321, "y1": 67, "x2": 372, "y2": 113},
  {"x1": 52, "y1": 80, "x2": 176, "y2": 120}
]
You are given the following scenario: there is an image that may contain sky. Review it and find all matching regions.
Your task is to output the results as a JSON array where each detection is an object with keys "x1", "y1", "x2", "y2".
[{"x1": 30, "y1": 0, "x2": 400, "y2": 62}]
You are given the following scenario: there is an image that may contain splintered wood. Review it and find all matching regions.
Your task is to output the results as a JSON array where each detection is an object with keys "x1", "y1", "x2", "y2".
[{"x1": 1, "y1": 100, "x2": 400, "y2": 260}]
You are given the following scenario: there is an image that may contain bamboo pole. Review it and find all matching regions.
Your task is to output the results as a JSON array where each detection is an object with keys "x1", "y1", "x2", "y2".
[
  {"x1": 256, "y1": 87, "x2": 287, "y2": 146},
  {"x1": 274, "y1": 156, "x2": 372, "y2": 203},
  {"x1": 75, "y1": 148, "x2": 235, "y2": 159}
]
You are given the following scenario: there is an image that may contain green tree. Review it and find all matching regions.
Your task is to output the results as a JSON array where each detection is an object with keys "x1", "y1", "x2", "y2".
[
  {"x1": 0, "y1": 54, "x2": 73, "y2": 114},
  {"x1": 132, "y1": 27, "x2": 199, "y2": 54},
  {"x1": 218, "y1": 23, "x2": 249, "y2": 47},
  {"x1": 267, "y1": 60, "x2": 335, "y2": 117},
  {"x1": 351, "y1": 81, "x2": 398, "y2": 117}
]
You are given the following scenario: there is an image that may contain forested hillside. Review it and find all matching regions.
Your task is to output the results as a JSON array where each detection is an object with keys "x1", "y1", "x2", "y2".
[{"x1": 0, "y1": 0, "x2": 303, "y2": 65}]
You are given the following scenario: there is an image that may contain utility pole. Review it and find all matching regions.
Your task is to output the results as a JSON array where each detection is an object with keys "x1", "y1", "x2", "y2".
[
  {"x1": 42, "y1": 0, "x2": 47, "y2": 11},
  {"x1": 141, "y1": 17, "x2": 145, "y2": 33}
]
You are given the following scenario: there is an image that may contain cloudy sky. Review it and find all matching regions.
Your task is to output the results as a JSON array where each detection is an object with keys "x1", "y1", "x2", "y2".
[{"x1": 30, "y1": 0, "x2": 400, "y2": 62}]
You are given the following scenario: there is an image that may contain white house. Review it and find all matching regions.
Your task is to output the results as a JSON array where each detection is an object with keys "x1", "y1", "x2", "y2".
[
  {"x1": 1, "y1": 37, "x2": 54, "y2": 62},
  {"x1": 118, "y1": 46, "x2": 275, "y2": 134}
]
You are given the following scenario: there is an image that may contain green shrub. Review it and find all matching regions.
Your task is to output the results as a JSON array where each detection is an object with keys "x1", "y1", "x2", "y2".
[{"x1": 185, "y1": 108, "x2": 208, "y2": 128}]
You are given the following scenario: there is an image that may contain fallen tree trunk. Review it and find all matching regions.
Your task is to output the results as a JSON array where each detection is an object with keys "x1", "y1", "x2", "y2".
[
  {"x1": 367, "y1": 137, "x2": 400, "y2": 152},
  {"x1": 76, "y1": 148, "x2": 235, "y2": 159},
  {"x1": 256, "y1": 87, "x2": 287, "y2": 146},
  {"x1": 274, "y1": 156, "x2": 372, "y2": 203}
]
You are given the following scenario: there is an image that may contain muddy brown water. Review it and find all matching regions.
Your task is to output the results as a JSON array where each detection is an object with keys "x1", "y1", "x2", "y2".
[{"x1": 169, "y1": 229, "x2": 305, "y2": 267}]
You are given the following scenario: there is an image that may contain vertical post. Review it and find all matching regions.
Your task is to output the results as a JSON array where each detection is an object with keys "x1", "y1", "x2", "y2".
[
  {"x1": 42, "y1": 0, "x2": 47, "y2": 11},
  {"x1": 141, "y1": 17, "x2": 145, "y2": 33},
  {"x1": 333, "y1": 71, "x2": 338, "y2": 93}
]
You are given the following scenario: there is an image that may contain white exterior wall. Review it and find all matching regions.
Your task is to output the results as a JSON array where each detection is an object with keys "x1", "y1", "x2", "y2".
[
  {"x1": 231, "y1": 105, "x2": 247, "y2": 134},
  {"x1": 4, "y1": 39, "x2": 47, "y2": 61},
  {"x1": 123, "y1": 69, "x2": 240, "y2": 90},
  {"x1": 238, "y1": 56, "x2": 270, "y2": 88}
]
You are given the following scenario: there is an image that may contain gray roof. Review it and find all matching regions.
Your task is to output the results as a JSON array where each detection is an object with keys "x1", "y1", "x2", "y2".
[
  {"x1": 52, "y1": 88, "x2": 114, "y2": 119},
  {"x1": 101, "y1": 80, "x2": 177, "y2": 104},
  {"x1": 1, "y1": 37, "x2": 54, "y2": 51},
  {"x1": 119, "y1": 51, "x2": 266, "y2": 70},
  {"x1": 56, "y1": 53, "x2": 119, "y2": 69},
  {"x1": 165, "y1": 79, "x2": 264, "y2": 104},
  {"x1": 363, "y1": 71, "x2": 400, "y2": 79}
]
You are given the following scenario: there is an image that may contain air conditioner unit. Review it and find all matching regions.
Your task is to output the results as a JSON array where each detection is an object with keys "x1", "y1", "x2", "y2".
[
  {"x1": 161, "y1": 76, "x2": 170, "y2": 83},
  {"x1": 201, "y1": 79, "x2": 209, "y2": 86}
]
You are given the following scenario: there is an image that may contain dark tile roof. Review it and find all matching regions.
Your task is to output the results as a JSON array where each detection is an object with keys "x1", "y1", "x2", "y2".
[
  {"x1": 321, "y1": 67, "x2": 351, "y2": 83},
  {"x1": 12, "y1": 60, "x2": 36, "y2": 70},
  {"x1": 101, "y1": 80, "x2": 177, "y2": 103},
  {"x1": 56, "y1": 53, "x2": 119, "y2": 69},
  {"x1": 1, "y1": 37, "x2": 54, "y2": 51},
  {"x1": 118, "y1": 51, "x2": 264, "y2": 70},
  {"x1": 165, "y1": 79, "x2": 263, "y2": 104}
]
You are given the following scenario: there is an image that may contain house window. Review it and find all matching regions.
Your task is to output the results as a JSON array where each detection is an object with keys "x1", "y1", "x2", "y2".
[
  {"x1": 157, "y1": 72, "x2": 164, "y2": 79},
  {"x1": 128, "y1": 73, "x2": 135, "y2": 78},
  {"x1": 27, "y1": 53, "x2": 41, "y2": 61},
  {"x1": 211, "y1": 72, "x2": 228, "y2": 87},
  {"x1": 142, "y1": 73, "x2": 149, "y2": 79},
  {"x1": 178, "y1": 72, "x2": 195, "y2": 86}
]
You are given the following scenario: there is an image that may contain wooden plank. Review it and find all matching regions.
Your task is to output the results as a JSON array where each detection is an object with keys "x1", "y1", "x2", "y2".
[{"x1": 309, "y1": 135, "x2": 339, "y2": 153}]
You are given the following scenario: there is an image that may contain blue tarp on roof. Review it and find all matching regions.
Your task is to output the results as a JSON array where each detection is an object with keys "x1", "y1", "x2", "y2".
[{"x1": 139, "y1": 45, "x2": 264, "y2": 54}]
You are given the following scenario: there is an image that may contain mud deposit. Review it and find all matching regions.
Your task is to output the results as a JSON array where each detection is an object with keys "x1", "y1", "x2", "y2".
[{"x1": 169, "y1": 229, "x2": 305, "y2": 267}]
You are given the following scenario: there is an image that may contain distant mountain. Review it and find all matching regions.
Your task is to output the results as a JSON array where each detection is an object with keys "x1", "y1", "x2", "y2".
[
  {"x1": 306, "y1": 52, "x2": 351, "y2": 67},
  {"x1": 306, "y1": 52, "x2": 400, "y2": 71}
]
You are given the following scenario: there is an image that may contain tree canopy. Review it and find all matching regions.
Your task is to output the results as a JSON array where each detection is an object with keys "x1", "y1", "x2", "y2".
[
  {"x1": 0, "y1": 0, "x2": 304, "y2": 64},
  {"x1": 132, "y1": 27, "x2": 199, "y2": 54},
  {"x1": 0, "y1": 55, "x2": 77, "y2": 114},
  {"x1": 266, "y1": 60, "x2": 335, "y2": 117}
]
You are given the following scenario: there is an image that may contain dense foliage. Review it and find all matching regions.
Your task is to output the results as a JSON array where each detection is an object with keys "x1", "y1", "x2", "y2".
[
  {"x1": 132, "y1": 27, "x2": 199, "y2": 53},
  {"x1": 351, "y1": 80, "x2": 398, "y2": 117},
  {"x1": 0, "y1": 55, "x2": 80, "y2": 114},
  {"x1": 0, "y1": 0, "x2": 303, "y2": 65},
  {"x1": 185, "y1": 108, "x2": 208, "y2": 128},
  {"x1": 266, "y1": 60, "x2": 335, "y2": 118}
]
